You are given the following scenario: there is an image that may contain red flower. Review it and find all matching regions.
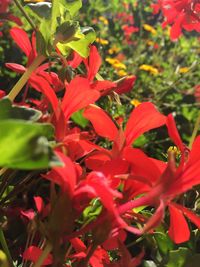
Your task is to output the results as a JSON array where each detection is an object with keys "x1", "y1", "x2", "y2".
[
  {"x1": 154, "y1": 0, "x2": 200, "y2": 40},
  {"x1": 23, "y1": 246, "x2": 52, "y2": 266},
  {"x1": 118, "y1": 114, "x2": 200, "y2": 243},
  {"x1": 194, "y1": 84, "x2": 200, "y2": 102},
  {"x1": 0, "y1": 0, "x2": 22, "y2": 25},
  {"x1": 6, "y1": 27, "x2": 62, "y2": 110},
  {"x1": 83, "y1": 45, "x2": 116, "y2": 94}
]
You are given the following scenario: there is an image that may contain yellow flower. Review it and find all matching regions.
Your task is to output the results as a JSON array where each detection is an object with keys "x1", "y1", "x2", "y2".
[
  {"x1": 106, "y1": 58, "x2": 126, "y2": 70},
  {"x1": 179, "y1": 67, "x2": 189, "y2": 73},
  {"x1": 108, "y1": 45, "x2": 120, "y2": 55},
  {"x1": 96, "y1": 38, "x2": 109, "y2": 45},
  {"x1": 146, "y1": 40, "x2": 154, "y2": 46},
  {"x1": 99, "y1": 16, "x2": 109, "y2": 25},
  {"x1": 167, "y1": 146, "x2": 180, "y2": 157},
  {"x1": 139, "y1": 64, "x2": 159, "y2": 75},
  {"x1": 113, "y1": 62, "x2": 126, "y2": 70},
  {"x1": 106, "y1": 58, "x2": 118, "y2": 64},
  {"x1": 130, "y1": 99, "x2": 141, "y2": 107},
  {"x1": 143, "y1": 24, "x2": 157, "y2": 35},
  {"x1": 117, "y1": 69, "x2": 128, "y2": 77}
]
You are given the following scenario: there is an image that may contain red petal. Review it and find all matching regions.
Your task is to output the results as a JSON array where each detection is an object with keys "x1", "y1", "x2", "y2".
[
  {"x1": 52, "y1": 107, "x2": 66, "y2": 142},
  {"x1": 142, "y1": 200, "x2": 165, "y2": 233},
  {"x1": 21, "y1": 209, "x2": 35, "y2": 220},
  {"x1": 34, "y1": 196, "x2": 44, "y2": 214},
  {"x1": 115, "y1": 75, "x2": 136, "y2": 95},
  {"x1": 170, "y1": 13, "x2": 184, "y2": 40},
  {"x1": 23, "y1": 246, "x2": 52, "y2": 265},
  {"x1": 6, "y1": 14, "x2": 23, "y2": 26},
  {"x1": 83, "y1": 105, "x2": 118, "y2": 141},
  {"x1": 91, "y1": 80, "x2": 116, "y2": 93},
  {"x1": 68, "y1": 51, "x2": 82, "y2": 68},
  {"x1": 172, "y1": 203, "x2": 200, "y2": 229},
  {"x1": 173, "y1": 136, "x2": 200, "y2": 195},
  {"x1": 166, "y1": 114, "x2": 184, "y2": 152},
  {"x1": 83, "y1": 45, "x2": 101, "y2": 82},
  {"x1": 29, "y1": 74, "x2": 59, "y2": 113},
  {"x1": 125, "y1": 102, "x2": 166, "y2": 146},
  {"x1": 62, "y1": 77, "x2": 100, "y2": 120},
  {"x1": 5, "y1": 63, "x2": 26, "y2": 74},
  {"x1": 10, "y1": 27, "x2": 32, "y2": 57},
  {"x1": 38, "y1": 71, "x2": 63, "y2": 92},
  {"x1": 86, "y1": 172, "x2": 125, "y2": 227},
  {"x1": 0, "y1": 90, "x2": 6, "y2": 99},
  {"x1": 168, "y1": 203, "x2": 190, "y2": 243},
  {"x1": 70, "y1": 238, "x2": 86, "y2": 252},
  {"x1": 85, "y1": 152, "x2": 111, "y2": 171},
  {"x1": 44, "y1": 151, "x2": 77, "y2": 194},
  {"x1": 124, "y1": 147, "x2": 162, "y2": 184}
]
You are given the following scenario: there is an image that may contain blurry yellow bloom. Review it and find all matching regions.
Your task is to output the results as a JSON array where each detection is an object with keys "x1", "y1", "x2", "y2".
[
  {"x1": 117, "y1": 69, "x2": 128, "y2": 76},
  {"x1": 108, "y1": 45, "x2": 120, "y2": 55},
  {"x1": 179, "y1": 67, "x2": 189, "y2": 73},
  {"x1": 113, "y1": 62, "x2": 126, "y2": 70},
  {"x1": 130, "y1": 99, "x2": 141, "y2": 107},
  {"x1": 0, "y1": 250, "x2": 9, "y2": 267},
  {"x1": 96, "y1": 38, "x2": 109, "y2": 45},
  {"x1": 99, "y1": 16, "x2": 109, "y2": 25},
  {"x1": 106, "y1": 58, "x2": 118, "y2": 64},
  {"x1": 143, "y1": 24, "x2": 157, "y2": 35},
  {"x1": 146, "y1": 40, "x2": 154, "y2": 46},
  {"x1": 164, "y1": 26, "x2": 171, "y2": 36},
  {"x1": 139, "y1": 64, "x2": 159, "y2": 75},
  {"x1": 106, "y1": 58, "x2": 126, "y2": 70}
]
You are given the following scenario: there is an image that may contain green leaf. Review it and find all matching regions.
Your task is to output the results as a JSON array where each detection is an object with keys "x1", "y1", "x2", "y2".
[
  {"x1": 26, "y1": 2, "x2": 52, "y2": 19},
  {"x1": 71, "y1": 110, "x2": 89, "y2": 128},
  {"x1": 39, "y1": 19, "x2": 52, "y2": 55},
  {"x1": 134, "y1": 134, "x2": 148, "y2": 147},
  {"x1": 51, "y1": 0, "x2": 82, "y2": 34},
  {"x1": 143, "y1": 261, "x2": 157, "y2": 267},
  {"x1": 0, "y1": 98, "x2": 41, "y2": 121},
  {"x1": 0, "y1": 120, "x2": 61, "y2": 170},
  {"x1": 154, "y1": 232, "x2": 174, "y2": 255},
  {"x1": 64, "y1": 0, "x2": 82, "y2": 17},
  {"x1": 166, "y1": 247, "x2": 192, "y2": 267},
  {"x1": 36, "y1": 30, "x2": 48, "y2": 56},
  {"x1": 55, "y1": 21, "x2": 79, "y2": 43},
  {"x1": 65, "y1": 27, "x2": 96, "y2": 57}
]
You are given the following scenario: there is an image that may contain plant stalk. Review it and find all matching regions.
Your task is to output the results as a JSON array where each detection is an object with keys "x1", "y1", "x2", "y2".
[
  {"x1": 0, "y1": 228, "x2": 14, "y2": 267},
  {"x1": 13, "y1": 0, "x2": 37, "y2": 30},
  {"x1": 189, "y1": 110, "x2": 200, "y2": 149},
  {"x1": 8, "y1": 55, "x2": 46, "y2": 102}
]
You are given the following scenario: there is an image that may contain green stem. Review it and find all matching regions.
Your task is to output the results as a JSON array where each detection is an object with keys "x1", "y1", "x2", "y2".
[
  {"x1": 8, "y1": 55, "x2": 46, "y2": 102},
  {"x1": 32, "y1": 242, "x2": 52, "y2": 267},
  {"x1": 0, "y1": 228, "x2": 14, "y2": 267},
  {"x1": 13, "y1": 0, "x2": 37, "y2": 30},
  {"x1": 189, "y1": 110, "x2": 200, "y2": 149}
]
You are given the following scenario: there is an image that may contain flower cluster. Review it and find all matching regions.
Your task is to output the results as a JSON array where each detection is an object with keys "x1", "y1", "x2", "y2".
[
  {"x1": 0, "y1": 0, "x2": 200, "y2": 266},
  {"x1": 153, "y1": 0, "x2": 200, "y2": 40}
]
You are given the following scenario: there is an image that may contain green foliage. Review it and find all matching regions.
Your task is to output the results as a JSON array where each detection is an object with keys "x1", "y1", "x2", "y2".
[
  {"x1": 71, "y1": 109, "x2": 89, "y2": 128},
  {"x1": 25, "y1": 0, "x2": 95, "y2": 57},
  {"x1": 0, "y1": 120, "x2": 60, "y2": 169},
  {"x1": 0, "y1": 98, "x2": 41, "y2": 121},
  {"x1": 166, "y1": 247, "x2": 192, "y2": 267}
]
